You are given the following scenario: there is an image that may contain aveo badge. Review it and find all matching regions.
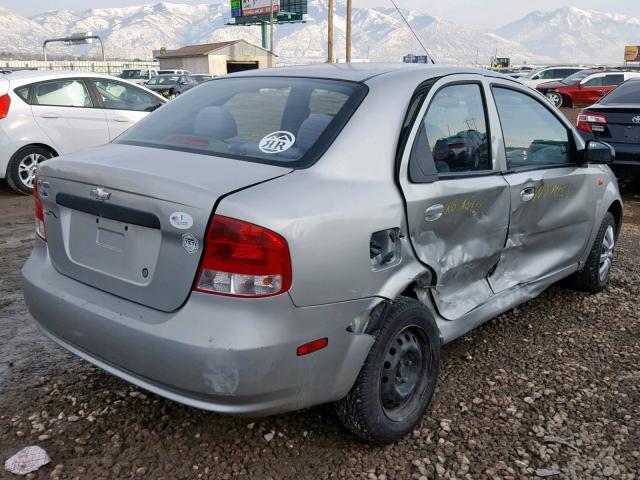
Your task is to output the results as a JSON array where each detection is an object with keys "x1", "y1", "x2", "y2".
[
  {"x1": 259, "y1": 131, "x2": 295, "y2": 154},
  {"x1": 170, "y1": 212, "x2": 193, "y2": 229},
  {"x1": 182, "y1": 233, "x2": 199, "y2": 254}
]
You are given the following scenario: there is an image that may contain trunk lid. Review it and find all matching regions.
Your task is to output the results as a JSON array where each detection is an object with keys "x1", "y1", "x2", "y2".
[
  {"x1": 38, "y1": 143, "x2": 292, "y2": 312},
  {"x1": 587, "y1": 104, "x2": 640, "y2": 144}
]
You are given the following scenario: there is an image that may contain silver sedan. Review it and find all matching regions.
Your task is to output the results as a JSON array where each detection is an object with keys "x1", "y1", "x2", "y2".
[{"x1": 22, "y1": 64, "x2": 622, "y2": 443}]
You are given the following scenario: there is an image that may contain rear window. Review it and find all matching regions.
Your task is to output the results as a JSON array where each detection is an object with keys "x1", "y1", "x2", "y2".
[
  {"x1": 601, "y1": 80, "x2": 640, "y2": 104},
  {"x1": 116, "y1": 76, "x2": 368, "y2": 168}
]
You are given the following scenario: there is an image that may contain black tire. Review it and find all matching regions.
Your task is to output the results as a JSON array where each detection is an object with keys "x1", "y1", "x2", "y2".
[
  {"x1": 335, "y1": 297, "x2": 440, "y2": 443},
  {"x1": 6, "y1": 146, "x2": 54, "y2": 195},
  {"x1": 566, "y1": 212, "x2": 616, "y2": 293}
]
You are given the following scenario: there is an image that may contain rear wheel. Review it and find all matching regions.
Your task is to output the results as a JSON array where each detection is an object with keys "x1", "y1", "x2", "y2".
[
  {"x1": 546, "y1": 91, "x2": 563, "y2": 108},
  {"x1": 566, "y1": 212, "x2": 616, "y2": 293},
  {"x1": 6, "y1": 146, "x2": 54, "y2": 194},
  {"x1": 335, "y1": 297, "x2": 440, "y2": 443}
]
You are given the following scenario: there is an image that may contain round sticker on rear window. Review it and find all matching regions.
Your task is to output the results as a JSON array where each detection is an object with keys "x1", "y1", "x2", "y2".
[{"x1": 259, "y1": 131, "x2": 296, "y2": 154}]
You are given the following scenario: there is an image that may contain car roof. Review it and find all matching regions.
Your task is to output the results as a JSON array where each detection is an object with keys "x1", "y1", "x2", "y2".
[
  {"x1": 4, "y1": 70, "x2": 133, "y2": 85},
  {"x1": 226, "y1": 63, "x2": 509, "y2": 84}
]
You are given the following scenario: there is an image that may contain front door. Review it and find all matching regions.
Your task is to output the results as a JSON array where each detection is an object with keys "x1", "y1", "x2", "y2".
[
  {"x1": 399, "y1": 77, "x2": 511, "y2": 320},
  {"x1": 88, "y1": 78, "x2": 163, "y2": 140},
  {"x1": 30, "y1": 78, "x2": 109, "y2": 154},
  {"x1": 487, "y1": 83, "x2": 596, "y2": 292}
]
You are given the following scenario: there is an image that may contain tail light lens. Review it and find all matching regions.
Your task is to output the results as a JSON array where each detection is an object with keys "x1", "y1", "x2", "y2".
[
  {"x1": 577, "y1": 112, "x2": 607, "y2": 133},
  {"x1": 33, "y1": 178, "x2": 46, "y2": 241},
  {"x1": 194, "y1": 215, "x2": 292, "y2": 298},
  {"x1": 0, "y1": 94, "x2": 10, "y2": 120}
]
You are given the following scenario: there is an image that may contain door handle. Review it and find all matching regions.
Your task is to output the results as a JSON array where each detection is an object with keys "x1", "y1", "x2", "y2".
[
  {"x1": 520, "y1": 187, "x2": 536, "y2": 202},
  {"x1": 40, "y1": 112, "x2": 60, "y2": 118},
  {"x1": 113, "y1": 116, "x2": 131, "y2": 123},
  {"x1": 425, "y1": 204, "x2": 444, "y2": 222}
]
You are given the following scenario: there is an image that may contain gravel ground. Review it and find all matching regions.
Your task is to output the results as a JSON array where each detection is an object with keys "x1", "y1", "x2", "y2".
[{"x1": 1, "y1": 133, "x2": 639, "y2": 479}]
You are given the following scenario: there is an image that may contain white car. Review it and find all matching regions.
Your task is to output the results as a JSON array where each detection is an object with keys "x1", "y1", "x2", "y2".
[
  {"x1": 0, "y1": 71, "x2": 166, "y2": 194},
  {"x1": 119, "y1": 68, "x2": 159, "y2": 85},
  {"x1": 157, "y1": 69, "x2": 192, "y2": 76},
  {"x1": 520, "y1": 66, "x2": 586, "y2": 89}
]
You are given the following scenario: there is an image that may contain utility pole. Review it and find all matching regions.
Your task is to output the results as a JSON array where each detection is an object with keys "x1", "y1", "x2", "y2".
[
  {"x1": 346, "y1": 0, "x2": 352, "y2": 62},
  {"x1": 327, "y1": 0, "x2": 334, "y2": 63},
  {"x1": 269, "y1": 0, "x2": 275, "y2": 54}
]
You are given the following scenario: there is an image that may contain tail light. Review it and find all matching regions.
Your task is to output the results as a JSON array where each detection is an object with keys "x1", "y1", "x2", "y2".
[
  {"x1": 0, "y1": 94, "x2": 10, "y2": 120},
  {"x1": 577, "y1": 112, "x2": 607, "y2": 133},
  {"x1": 194, "y1": 215, "x2": 292, "y2": 298},
  {"x1": 33, "y1": 178, "x2": 46, "y2": 241}
]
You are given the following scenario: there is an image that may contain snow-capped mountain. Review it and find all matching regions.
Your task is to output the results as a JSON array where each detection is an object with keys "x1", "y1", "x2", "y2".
[
  {"x1": 0, "y1": 2, "x2": 637, "y2": 65},
  {"x1": 0, "y1": 7, "x2": 53, "y2": 57},
  {"x1": 496, "y1": 6, "x2": 640, "y2": 65}
]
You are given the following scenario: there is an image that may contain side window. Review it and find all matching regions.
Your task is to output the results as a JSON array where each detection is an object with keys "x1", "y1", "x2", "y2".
[
  {"x1": 416, "y1": 83, "x2": 490, "y2": 174},
  {"x1": 33, "y1": 80, "x2": 92, "y2": 107},
  {"x1": 538, "y1": 69, "x2": 554, "y2": 80},
  {"x1": 492, "y1": 87, "x2": 572, "y2": 169},
  {"x1": 309, "y1": 88, "x2": 349, "y2": 116},
  {"x1": 14, "y1": 86, "x2": 30, "y2": 103},
  {"x1": 584, "y1": 76, "x2": 605, "y2": 87},
  {"x1": 603, "y1": 74, "x2": 624, "y2": 86},
  {"x1": 91, "y1": 79, "x2": 159, "y2": 112}
]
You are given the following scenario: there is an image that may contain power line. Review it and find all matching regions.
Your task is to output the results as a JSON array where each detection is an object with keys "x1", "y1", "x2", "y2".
[{"x1": 388, "y1": 0, "x2": 435, "y2": 64}]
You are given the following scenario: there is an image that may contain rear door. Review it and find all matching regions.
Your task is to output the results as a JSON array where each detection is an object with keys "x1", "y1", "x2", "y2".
[
  {"x1": 576, "y1": 74, "x2": 625, "y2": 106},
  {"x1": 487, "y1": 81, "x2": 596, "y2": 292},
  {"x1": 399, "y1": 75, "x2": 511, "y2": 320},
  {"x1": 30, "y1": 78, "x2": 109, "y2": 154},
  {"x1": 88, "y1": 78, "x2": 164, "y2": 140}
]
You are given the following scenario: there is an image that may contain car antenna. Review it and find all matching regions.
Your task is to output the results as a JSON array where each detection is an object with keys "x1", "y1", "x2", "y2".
[{"x1": 388, "y1": 0, "x2": 436, "y2": 64}]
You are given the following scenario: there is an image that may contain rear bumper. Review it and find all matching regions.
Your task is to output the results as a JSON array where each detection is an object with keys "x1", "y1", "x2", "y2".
[{"x1": 22, "y1": 241, "x2": 376, "y2": 416}]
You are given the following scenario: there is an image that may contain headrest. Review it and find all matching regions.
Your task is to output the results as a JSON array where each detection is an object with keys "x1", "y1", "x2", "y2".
[{"x1": 193, "y1": 106, "x2": 237, "y2": 140}]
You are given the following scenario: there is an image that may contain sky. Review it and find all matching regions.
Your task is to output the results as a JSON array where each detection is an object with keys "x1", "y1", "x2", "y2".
[{"x1": 1, "y1": 0, "x2": 639, "y2": 28}]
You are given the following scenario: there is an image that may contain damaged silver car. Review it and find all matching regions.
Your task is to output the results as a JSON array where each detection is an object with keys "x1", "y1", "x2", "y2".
[{"x1": 22, "y1": 64, "x2": 622, "y2": 443}]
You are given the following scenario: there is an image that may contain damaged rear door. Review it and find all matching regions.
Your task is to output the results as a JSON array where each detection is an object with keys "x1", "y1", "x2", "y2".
[
  {"x1": 487, "y1": 83, "x2": 595, "y2": 292},
  {"x1": 399, "y1": 76, "x2": 511, "y2": 320}
]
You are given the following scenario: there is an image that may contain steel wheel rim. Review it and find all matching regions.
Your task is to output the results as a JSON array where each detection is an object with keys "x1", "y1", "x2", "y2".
[
  {"x1": 18, "y1": 153, "x2": 47, "y2": 189},
  {"x1": 380, "y1": 326, "x2": 429, "y2": 421},
  {"x1": 599, "y1": 225, "x2": 615, "y2": 283}
]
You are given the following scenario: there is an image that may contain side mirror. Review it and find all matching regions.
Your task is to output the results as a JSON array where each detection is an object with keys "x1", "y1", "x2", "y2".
[{"x1": 585, "y1": 140, "x2": 615, "y2": 164}]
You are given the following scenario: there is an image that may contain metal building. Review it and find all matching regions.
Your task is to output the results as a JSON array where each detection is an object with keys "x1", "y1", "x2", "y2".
[{"x1": 158, "y1": 40, "x2": 277, "y2": 75}]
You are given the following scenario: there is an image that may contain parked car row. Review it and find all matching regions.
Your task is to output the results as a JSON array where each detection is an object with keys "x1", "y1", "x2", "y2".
[
  {"x1": 501, "y1": 65, "x2": 639, "y2": 180},
  {"x1": 119, "y1": 69, "x2": 214, "y2": 98},
  {"x1": 577, "y1": 77, "x2": 640, "y2": 182},
  {"x1": 536, "y1": 69, "x2": 640, "y2": 108}
]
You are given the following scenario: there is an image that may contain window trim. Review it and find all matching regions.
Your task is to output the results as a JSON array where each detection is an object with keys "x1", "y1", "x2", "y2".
[
  {"x1": 27, "y1": 77, "x2": 95, "y2": 109},
  {"x1": 87, "y1": 77, "x2": 163, "y2": 112},
  {"x1": 490, "y1": 83, "x2": 580, "y2": 173},
  {"x1": 408, "y1": 80, "x2": 496, "y2": 183}
]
